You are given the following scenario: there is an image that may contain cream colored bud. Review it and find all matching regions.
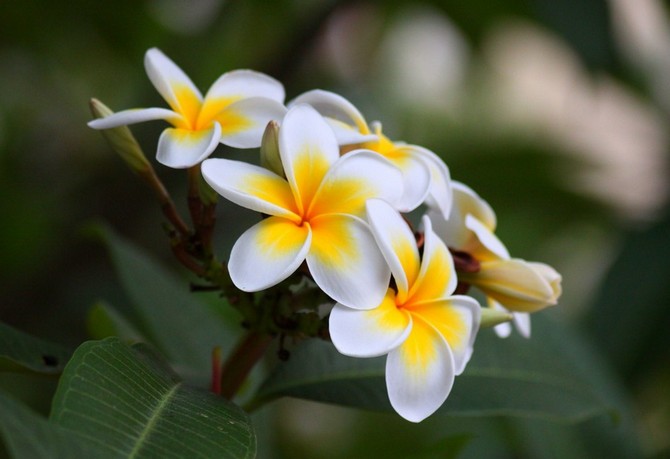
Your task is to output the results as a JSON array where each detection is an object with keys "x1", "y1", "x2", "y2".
[{"x1": 461, "y1": 258, "x2": 562, "y2": 313}]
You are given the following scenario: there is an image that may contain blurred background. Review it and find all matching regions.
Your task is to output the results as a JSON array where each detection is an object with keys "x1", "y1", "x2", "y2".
[{"x1": 1, "y1": 0, "x2": 669, "y2": 457}]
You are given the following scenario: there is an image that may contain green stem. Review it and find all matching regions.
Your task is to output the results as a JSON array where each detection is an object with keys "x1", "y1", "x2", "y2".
[{"x1": 219, "y1": 331, "x2": 274, "y2": 400}]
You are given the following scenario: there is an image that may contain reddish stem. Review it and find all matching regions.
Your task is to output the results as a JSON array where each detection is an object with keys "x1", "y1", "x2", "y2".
[
  {"x1": 140, "y1": 167, "x2": 190, "y2": 237},
  {"x1": 219, "y1": 331, "x2": 274, "y2": 400},
  {"x1": 211, "y1": 347, "x2": 223, "y2": 395}
]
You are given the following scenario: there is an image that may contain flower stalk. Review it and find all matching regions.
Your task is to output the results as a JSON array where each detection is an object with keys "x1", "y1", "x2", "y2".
[{"x1": 218, "y1": 331, "x2": 274, "y2": 400}]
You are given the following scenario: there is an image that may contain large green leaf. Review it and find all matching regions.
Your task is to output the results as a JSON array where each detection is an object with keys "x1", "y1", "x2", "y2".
[
  {"x1": 255, "y1": 314, "x2": 615, "y2": 421},
  {"x1": 0, "y1": 391, "x2": 107, "y2": 459},
  {"x1": 0, "y1": 322, "x2": 71, "y2": 375},
  {"x1": 93, "y1": 225, "x2": 238, "y2": 383},
  {"x1": 50, "y1": 337, "x2": 256, "y2": 459}
]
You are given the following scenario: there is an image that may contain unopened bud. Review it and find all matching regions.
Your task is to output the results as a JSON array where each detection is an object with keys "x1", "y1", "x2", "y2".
[
  {"x1": 480, "y1": 307, "x2": 514, "y2": 328},
  {"x1": 89, "y1": 98, "x2": 151, "y2": 173},
  {"x1": 260, "y1": 120, "x2": 284, "y2": 177},
  {"x1": 460, "y1": 259, "x2": 561, "y2": 313}
]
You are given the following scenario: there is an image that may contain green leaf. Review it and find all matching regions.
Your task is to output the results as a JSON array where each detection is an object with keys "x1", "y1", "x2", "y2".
[
  {"x1": 0, "y1": 322, "x2": 72, "y2": 375},
  {"x1": 50, "y1": 337, "x2": 256, "y2": 459},
  {"x1": 93, "y1": 224, "x2": 237, "y2": 383},
  {"x1": 0, "y1": 391, "x2": 106, "y2": 459},
  {"x1": 255, "y1": 314, "x2": 614, "y2": 421}
]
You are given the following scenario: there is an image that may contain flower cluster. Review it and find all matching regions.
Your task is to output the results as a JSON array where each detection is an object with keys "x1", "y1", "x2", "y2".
[{"x1": 90, "y1": 48, "x2": 561, "y2": 422}]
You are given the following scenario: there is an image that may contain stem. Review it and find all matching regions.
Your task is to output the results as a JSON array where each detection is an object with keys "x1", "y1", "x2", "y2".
[
  {"x1": 186, "y1": 164, "x2": 217, "y2": 258},
  {"x1": 187, "y1": 165, "x2": 204, "y2": 229},
  {"x1": 140, "y1": 167, "x2": 190, "y2": 237},
  {"x1": 219, "y1": 331, "x2": 274, "y2": 400},
  {"x1": 199, "y1": 202, "x2": 216, "y2": 258},
  {"x1": 170, "y1": 238, "x2": 206, "y2": 276},
  {"x1": 211, "y1": 347, "x2": 223, "y2": 395}
]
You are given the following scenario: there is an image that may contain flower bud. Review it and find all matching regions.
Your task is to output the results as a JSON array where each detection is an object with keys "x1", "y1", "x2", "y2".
[
  {"x1": 260, "y1": 120, "x2": 284, "y2": 177},
  {"x1": 89, "y1": 98, "x2": 151, "y2": 173},
  {"x1": 461, "y1": 258, "x2": 561, "y2": 313}
]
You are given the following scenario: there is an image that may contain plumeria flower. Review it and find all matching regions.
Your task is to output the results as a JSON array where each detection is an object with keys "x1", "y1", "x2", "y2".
[
  {"x1": 329, "y1": 199, "x2": 480, "y2": 422},
  {"x1": 428, "y1": 182, "x2": 562, "y2": 337},
  {"x1": 89, "y1": 48, "x2": 287, "y2": 168},
  {"x1": 290, "y1": 90, "x2": 452, "y2": 217},
  {"x1": 201, "y1": 104, "x2": 404, "y2": 309}
]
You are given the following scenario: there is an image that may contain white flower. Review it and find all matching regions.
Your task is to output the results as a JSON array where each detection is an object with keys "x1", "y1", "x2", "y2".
[
  {"x1": 89, "y1": 48, "x2": 286, "y2": 168},
  {"x1": 330, "y1": 199, "x2": 480, "y2": 422},
  {"x1": 201, "y1": 105, "x2": 404, "y2": 309},
  {"x1": 291, "y1": 90, "x2": 452, "y2": 217}
]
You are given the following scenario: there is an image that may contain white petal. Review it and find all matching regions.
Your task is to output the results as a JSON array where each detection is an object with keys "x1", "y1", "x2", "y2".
[
  {"x1": 410, "y1": 296, "x2": 480, "y2": 375},
  {"x1": 228, "y1": 216, "x2": 311, "y2": 291},
  {"x1": 201, "y1": 158, "x2": 300, "y2": 220},
  {"x1": 326, "y1": 119, "x2": 378, "y2": 145},
  {"x1": 203, "y1": 69, "x2": 285, "y2": 103},
  {"x1": 386, "y1": 316, "x2": 456, "y2": 423},
  {"x1": 306, "y1": 214, "x2": 390, "y2": 310},
  {"x1": 156, "y1": 123, "x2": 221, "y2": 169},
  {"x1": 329, "y1": 290, "x2": 412, "y2": 358},
  {"x1": 144, "y1": 48, "x2": 202, "y2": 117},
  {"x1": 309, "y1": 150, "x2": 404, "y2": 218},
  {"x1": 407, "y1": 216, "x2": 457, "y2": 303},
  {"x1": 465, "y1": 214, "x2": 510, "y2": 260},
  {"x1": 430, "y1": 181, "x2": 496, "y2": 252},
  {"x1": 453, "y1": 182, "x2": 496, "y2": 229},
  {"x1": 490, "y1": 299, "x2": 531, "y2": 338},
  {"x1": 385, "y1": 146, "x2": 432, "y2": 213},
  {"x1": 513, "y1": 312, "x2": 531, "y2": 338},
  {"x1": 88, "y1": 107, "x2": 183, "y2": 129},
  {"x1": 494, "y1": 320, "x2": 513, "y2": 338},
  {"x1": 217, "y1": 97, "x2": 287, "y2": 148},
  {"x1": 413, "y1": 147, "x2": 453, "y2": 218},
  {"x1": 279, "y1": 105, "x2": 340, "y2": 214},
  {"x1": 366, "y1": 199, "x2": 420, "y2": 302},
  {"x1": 490, "y1": 300, "x2": 513, "y2": 338},
  {"x1": 290, "y1": 89, "x2": 369, "y2": 134}
]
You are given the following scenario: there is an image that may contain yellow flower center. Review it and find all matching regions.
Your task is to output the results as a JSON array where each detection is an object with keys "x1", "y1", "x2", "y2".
[{"x1": 169, "y1": 87, "x2": 247, "y2": 133}]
